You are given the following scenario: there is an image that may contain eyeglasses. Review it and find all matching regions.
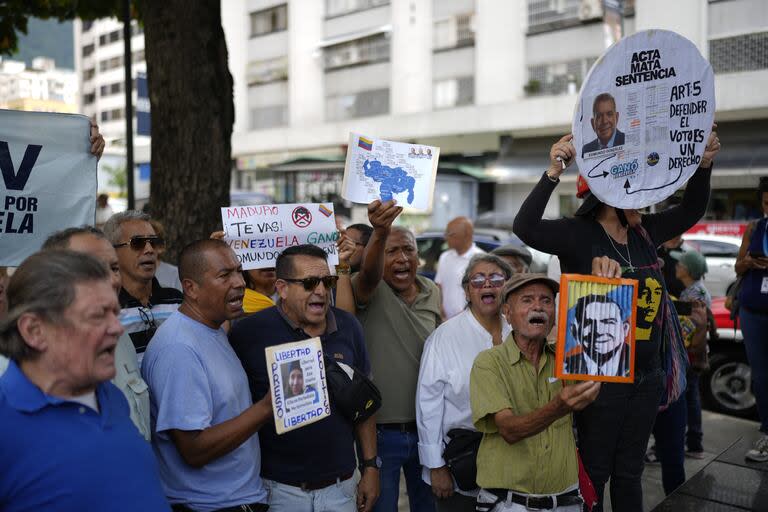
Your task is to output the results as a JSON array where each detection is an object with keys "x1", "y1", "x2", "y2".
[
  {"x1": 469, "y1": 272, "x2": 506, "y2": 289},
  {"x1": 138, "y1": 307, "x2": 157, "y2": 340},
  {"x1": 113, "y1": 236, "x2": 166, "y2": 251},
  {"x1": 282, "y1": 275, "x2": 339, "y2": 291}
]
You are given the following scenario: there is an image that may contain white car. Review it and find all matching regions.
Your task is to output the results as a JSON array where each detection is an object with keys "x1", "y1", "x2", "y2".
[{"x1": 681, "y1": 233, "x2": 741, "y2": 298}]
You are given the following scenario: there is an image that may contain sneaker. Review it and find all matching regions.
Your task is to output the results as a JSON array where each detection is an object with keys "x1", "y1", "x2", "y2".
[
  {"x1": 745, "y1": 435, "x2": 768, "y2": 463},
  {"x1": 686, "y1": 449, "x2": 705, "y2": 460}
]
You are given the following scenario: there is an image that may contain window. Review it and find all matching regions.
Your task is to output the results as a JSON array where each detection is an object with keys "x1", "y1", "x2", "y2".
[
  {"x1": 247, "y1": 57, "x2": 289, "y2": 85},
  {"x1": 433, "y1": 77, "x2": 474, "y2": 109},
  {"x1": 98, "y1": 29, "x2": 122, "y2": 46},
  {"x1": 326, "y1": 88, "x2": 389, "y2": 121},
  {"x1": 100, "y1": 108, "x2": 125, "y2": 122},
  {"x1": 83, "y1": 92, "x2": 95, "y2": 105},
  {"x1": 82, "y1": 68, "x2": 95, "y2": 81},
  {"x1": 433, "y1": 13, "x2": 474, "y2": 51},
  {"x1": 100, "y1": 82, "x2": 124, "y2": 97},
  {"x1": 250, "y1": 4, "x2": 288, "y2": 37},
  {"x1": 710, "y1": 32, "x2": 768, "y2": 74},
  {"x1": 82, "y1": 44, "x2": 95, "y2": 58},
  {"x1": 324, "y1": 34, "x2": 389, "y2": 70},
  {"x1": 133, "y1": 49, "x2": 145, "y2": 63},
  {"x1": 99, "y1": 56, "x2": 123, "y2": 72},
  {"x1": 82, "y1": 21, "x2": 94, "y2": 32},
  {"x1": 527, "y1": 0, "x2": 581, "y2": 32},
  {"x1": 326, "y1": 0, "x2": 389, "y2": 18},
  {"x1": 250, "y1": 105, "x2": 289, "y2": 130},
  {"x1": 526, "y1": 57, "x2": 597, "y2": 96}
]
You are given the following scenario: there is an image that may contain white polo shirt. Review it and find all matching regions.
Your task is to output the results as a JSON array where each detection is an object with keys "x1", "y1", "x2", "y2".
[{"x1": 434, "y1": 244, "x2": 485, "y2": 319}]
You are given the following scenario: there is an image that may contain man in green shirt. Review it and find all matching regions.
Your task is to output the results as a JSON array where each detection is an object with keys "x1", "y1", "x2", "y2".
[{"x1": 470, "y1": 274, "x2": 600, "y2": 511}]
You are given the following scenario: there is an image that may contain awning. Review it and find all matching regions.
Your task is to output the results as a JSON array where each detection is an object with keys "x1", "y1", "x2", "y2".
[{"x1": 317, "y1": 25, "x2": 392, "y2": 48}]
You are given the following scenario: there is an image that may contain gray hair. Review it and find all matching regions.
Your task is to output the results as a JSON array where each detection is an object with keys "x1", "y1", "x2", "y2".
[
  {"x1": 461, "y1": 254, "x2": 513, "y2": 288},
  {"x1": 102, "y1": 210, "x2": 151, "y2": 245},
  {"x1": 0, "y1": 250, "x2": 110, "y2": 362}
]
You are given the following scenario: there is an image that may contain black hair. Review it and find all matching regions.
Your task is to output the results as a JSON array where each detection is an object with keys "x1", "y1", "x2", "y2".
[
  {"x1": 573, "y1": 293, "x2": 622, "y2": 329},
  {"x1": 178, "y1": 239, "x2": 231, "y2": 283},
  {"x1": 275, "y1": 244, "x2": 328, "y2": 279},
  {"x1": 759, "y1": 177, "x2": 768, "y2": 201},
  {"x1": 42, "y1": 226, "x2": 106, "y2": 250},
  {"x1": 347, "y1": 223, "x2": 373, "y2": 246}
]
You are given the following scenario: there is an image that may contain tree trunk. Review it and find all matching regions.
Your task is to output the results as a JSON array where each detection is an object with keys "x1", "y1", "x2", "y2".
[{"x1": 143, "y1": 0, "x2": 233, "y2": 264}]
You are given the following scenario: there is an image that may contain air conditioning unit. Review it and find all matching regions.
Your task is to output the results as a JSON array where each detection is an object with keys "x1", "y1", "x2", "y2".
[{"x1": 578, "y1": 0, "x2": 604, "y2": 20}]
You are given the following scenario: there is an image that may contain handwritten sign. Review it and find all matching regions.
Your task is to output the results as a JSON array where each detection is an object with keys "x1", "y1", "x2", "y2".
[
  {"x1": 0, "y1": 110, "x2": 96, "y2": 266},
  {"x1": 265, "y1": 338, "x2": 330, "y2": 435},
  {"x1": 221, "y1": 203, "x2": 339, "y2": 270},
  {"x1": 573, "y1": 30, "x2": 715, "y2": 209},
  {"x1": 342, "y1": 132, "x2": 440, "y2": 212}
]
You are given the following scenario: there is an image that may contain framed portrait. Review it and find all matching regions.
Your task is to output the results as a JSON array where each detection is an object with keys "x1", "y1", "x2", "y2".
[{"x1": 555, "y1": 274, "x2": 638, "y2": 383}]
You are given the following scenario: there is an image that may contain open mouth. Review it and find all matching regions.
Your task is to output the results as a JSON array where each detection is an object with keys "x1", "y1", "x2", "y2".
[
  {"x1": 98, "y1": 343, "x2": 116, "y2": 358},
  {"x1": 307, "y1": 300, "x2": 326, "y2": 314},
  {"x1": 480, "y1": 293, "x2": 496, "y2": 305},
  {"x1": 392, "y1": 267, "x2": 411, "y2": 280},
  {"x1": 227, "y1": 294, "x2": 244, "y2": 308},
  {"x1": 528, "y1": 315, "x2": 547, "y2": 326},
  {"x1": 138, "y1": 260, "x2": 156, "y2": 271}
]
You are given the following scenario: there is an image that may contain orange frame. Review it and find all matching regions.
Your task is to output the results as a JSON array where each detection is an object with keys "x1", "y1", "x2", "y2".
[{"x1": 554, "y1": 274, "x2": 639, "y2": 384}]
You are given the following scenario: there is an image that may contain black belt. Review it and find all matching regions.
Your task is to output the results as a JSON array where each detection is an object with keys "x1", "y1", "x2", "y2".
[
  {"x1": 378, "y1": 421, "x2": 418, "y2": 433},
  {"x1": 171, "y1": 503, "x2": 268, "y2": 512},
  {"x1": 273, "y1": 471, "x2": 354, "y2": 491},
  {"x1": 486, "y1": 488, "x2": 582, "y2": 510}
]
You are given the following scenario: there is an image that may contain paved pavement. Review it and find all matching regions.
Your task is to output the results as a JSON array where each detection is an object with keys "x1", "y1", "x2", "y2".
[{"x1": 396, "y1": 410, "x2": 760, "y2": 511}]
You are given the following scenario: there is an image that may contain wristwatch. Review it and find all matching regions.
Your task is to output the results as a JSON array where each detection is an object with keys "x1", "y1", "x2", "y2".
[{"x1": 359, "y1": 456, "x2": 382, "y2": 471}]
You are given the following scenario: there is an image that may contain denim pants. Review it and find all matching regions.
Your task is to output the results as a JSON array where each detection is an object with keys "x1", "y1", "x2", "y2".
[
  {"x1": 264, "y1": 476, "x2": 357, "y2": 512},
  {"x1": 653, "y1": 393, "x2": 687, "y2": 495},
  {"x1": 373, "y1": 427, "x2": 435, "y2": 512},
  {"x1": 740, "y1": 307, "x2": 768, "y2": 433},
  {"x1": 575, "y1": 368, "x2": 665, "y2": 512},
  {"x1": 685, "y1": 371, "x2": 703, "y2": 452}
]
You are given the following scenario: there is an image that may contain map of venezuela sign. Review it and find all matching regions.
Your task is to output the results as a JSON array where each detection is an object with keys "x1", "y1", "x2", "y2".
[
  {"x1": 573, "y1": 30, "x2": 715, "y2": 209},
  {"x1": 221, "y1": 203, "x2": 339, "y2": 270},
  {"x1": 342, "y1": 133, "x2": 440, "y2": 212}
]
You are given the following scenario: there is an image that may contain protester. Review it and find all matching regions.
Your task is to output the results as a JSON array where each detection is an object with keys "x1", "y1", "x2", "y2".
[
  {"x1": 141, "y1": 239, "x2": 271, "y2": 511},
  {"x1": 103, "y1": 211, "x2": 183, "y2": 363},
  {"x1": 658, "y1": 234, "x2": 686, "y2": 297},
  {"x1": 150, "y1": 220, "x2": 183, "y2": 293},
  {"x1": 435, "y1": 216, "x2": 485, "y2": 319},
  {"x1": 416, "y1": 254, "x2": 512, "y2": 511},
  {"x1": 346, "y1": 223, "x2": 374, "y2": 272},
  {"x1": 0, "y1": 251, "x2": 169, "y2": 511},
  {"x1": 352, "y1": 200, "x2": 441, "y2": 512},
  {"x1": 512, "y1": 131, "x2": 720, "y2": 511},
  {"x1": 230, "y1": 244, "x2": 379, "y2": 512},
  {"x1": 490, "y1": 245, "x2": 532, "y2": 275},
  {"x1": 243, "y1": 268, "x2": 277, "y2": 314},
  {"x1": 96, "y1": 193, "x2": 114, "y2": 228},
  {"x1": 470, "y1": 274, "x2": 600, "y2": 512},
  {"x1": 42, "y1": 226, "x2": 151, "y2": 440},
  {"x1": 735, "y1": 176, "x2": 768, "y2": 462}
]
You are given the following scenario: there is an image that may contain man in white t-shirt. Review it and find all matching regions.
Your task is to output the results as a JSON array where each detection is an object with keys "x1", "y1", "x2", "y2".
[{"x1": 435, "y1": 217, "x2": 484, "y2": 319}]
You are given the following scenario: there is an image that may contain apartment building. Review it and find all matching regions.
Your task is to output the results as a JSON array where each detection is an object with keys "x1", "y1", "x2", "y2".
[{"x1": 0, "y1": 57, "x2": 77, "y2": 113}]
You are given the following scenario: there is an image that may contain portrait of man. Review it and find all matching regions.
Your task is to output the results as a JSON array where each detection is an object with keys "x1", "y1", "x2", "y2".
[
  {"x1": 636, "y1": 276, "x2": 662, "y2": 341},
  {"x1": 582, "y1": 92, "x2": 625, "y2": 156},
  {"x1": 564, "y1": 293, "x2": 631, "y2": 377}
]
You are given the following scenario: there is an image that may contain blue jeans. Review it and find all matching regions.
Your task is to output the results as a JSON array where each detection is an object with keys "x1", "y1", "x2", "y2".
[
  {"x1": 741, "y1": 307, "x2": 768, "y2": 433},
  {"x1": 575, "y1": 368, "x2": 665, "y2": 512},
  {"x1": 685, "y1": 371, "x2": 703, "y2": 452},
  {"x1": 373, "y1": 427, "x2": 435, "y2": 512},
  {"x1": 653, "y1": 394, "x2": 687, "y2": 495},
  {"x1": 264, "y1": 475, "x2": 358, "y2": 512}
]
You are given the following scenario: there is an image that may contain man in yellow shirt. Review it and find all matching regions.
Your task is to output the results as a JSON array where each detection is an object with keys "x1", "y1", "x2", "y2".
[{"x1": 470, "y1": 274, "x2": 600, "y2": 511}]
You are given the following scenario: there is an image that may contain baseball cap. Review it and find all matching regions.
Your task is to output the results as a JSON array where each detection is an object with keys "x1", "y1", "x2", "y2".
[
  {"x1": 491, "y1": 245, "x2": 533, "y2": 266},
  {"x1": 672, "y1": 250, "x2": 708, "y2": 280},
  {"x1": 500, "y1": 273, "x2": 559, "y2": 303}
]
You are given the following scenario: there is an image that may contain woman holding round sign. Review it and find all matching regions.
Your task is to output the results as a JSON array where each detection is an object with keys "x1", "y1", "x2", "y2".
[{"x1": 513, "y1": 30, "x2": 720, "y2": 512}]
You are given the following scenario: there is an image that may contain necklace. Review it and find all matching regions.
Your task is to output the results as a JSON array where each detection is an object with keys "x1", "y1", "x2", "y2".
[{"x1": 601, "y1": 224, "x2": 634, "y2": 273}]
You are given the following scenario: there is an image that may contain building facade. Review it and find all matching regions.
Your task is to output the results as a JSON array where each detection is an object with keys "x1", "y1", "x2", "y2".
[{"x1": 0, "y1": 57, "x2": 77, "y2": 113}]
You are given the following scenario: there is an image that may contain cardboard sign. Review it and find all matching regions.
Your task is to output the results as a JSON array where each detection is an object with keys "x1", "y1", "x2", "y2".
[
  {"x1": 221, "y1": 203, "x2": 339, "y2": 270},
  {"x1": 0, "y1": 110, "x2": 96, "y2": 266},
  {"x1": 573, "y1": 30, "x2": 715, "y2": 209},
  {"x1": 342, "y1": 132, "x2": 440, "y2": 212},
  {"x1": 555, "y1": 274, "x2": 638, "y2": 383},
  {"x1": 265, "y1": 338, "x2": 331, "y2": 434}
]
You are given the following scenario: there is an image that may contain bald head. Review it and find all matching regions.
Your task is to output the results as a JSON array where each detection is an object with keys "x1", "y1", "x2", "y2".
[{"x1": 445, "y1": 216, "x2": 474, "y2": 254}]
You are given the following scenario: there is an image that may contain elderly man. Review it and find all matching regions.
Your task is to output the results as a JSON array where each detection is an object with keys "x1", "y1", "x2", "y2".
[
  {"x1": 103, "y1": 211, "x2": 183, "y2": 363},
  {"x1": 43, "y1": 226, "x2": 151, "y2": 439},
  {"x1": 0, "y1": 251, "x2": 169, "y2": 511},
  {"x1": 230, "y1": 244, "x2": 379, "y2": 512},
  {"x1": 141, "y1": 239, "x2": 271, "y2": 512},
  {"x1": 470, "y1": 274, "x2": 600, "y2": 512},
  {"x1": 564, "y1": 294, "x2": 631, "y2": 377},
  {"x1": 435, "y1": 216, "x2": 484, "y2": 319},
  {"x1": 353, "y1": 200, "x2": 441, "y2": 512}
]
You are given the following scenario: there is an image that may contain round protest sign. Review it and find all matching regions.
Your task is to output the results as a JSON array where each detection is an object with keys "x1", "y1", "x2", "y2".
[{"x1": 572, "y1": 30, "x2": 715, "y2": 209}]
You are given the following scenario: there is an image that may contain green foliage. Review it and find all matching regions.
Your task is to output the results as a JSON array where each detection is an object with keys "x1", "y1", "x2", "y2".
[{"x1": 104, "y1": 164, "x2": 127, "y2": 197}]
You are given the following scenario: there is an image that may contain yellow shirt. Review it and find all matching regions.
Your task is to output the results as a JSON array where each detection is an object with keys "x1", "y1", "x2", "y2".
[
  {"x1": 243, "y1": 288, "x2": 275, "y2": 314},
  {"x1": 470, "y1": 335, "x2": 578, "y2": 493}
]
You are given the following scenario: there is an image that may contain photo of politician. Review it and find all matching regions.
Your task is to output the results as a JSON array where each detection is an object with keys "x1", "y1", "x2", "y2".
[{"x1": 582, "y1": 92, "x2": 625, "y2": 156}]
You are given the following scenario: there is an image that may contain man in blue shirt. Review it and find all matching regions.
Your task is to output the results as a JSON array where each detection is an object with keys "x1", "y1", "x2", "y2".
[
  {"x1": 142, "y1": 239, "x2": 271, "y2": 512},
  {"x1": 230, "y1": 244, "x2": 380, "y2": 512},
  {"x1": 0, "y1": 250, "x2": 169, "y2": 512}
]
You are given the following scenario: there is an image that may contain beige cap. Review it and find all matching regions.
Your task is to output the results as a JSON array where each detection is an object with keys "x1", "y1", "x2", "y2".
[{"x1": 500, "y1": 273, "x2": 559, "y2": 303}]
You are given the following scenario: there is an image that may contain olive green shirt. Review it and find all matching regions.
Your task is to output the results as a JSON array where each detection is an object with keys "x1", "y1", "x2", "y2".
[
  {"x1": 353, "y1": 273, "x2": 441, "y2": 423},
  {"x1": 469, "y1": 335, "x2": 578, "y2": 493}
]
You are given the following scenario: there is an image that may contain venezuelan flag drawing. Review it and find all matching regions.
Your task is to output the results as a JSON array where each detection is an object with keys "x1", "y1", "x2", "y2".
[
  {"x1": 358, "y1": 136, "x2": 373, "y2": 151},
  {"x1": 318, "y1": 204, "x2": 333, "y2": 217}
]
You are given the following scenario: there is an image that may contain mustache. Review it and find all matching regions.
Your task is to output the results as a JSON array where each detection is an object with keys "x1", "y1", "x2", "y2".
[{"x1": 528, "y1": 311, "x2": 550, "y2": 324}]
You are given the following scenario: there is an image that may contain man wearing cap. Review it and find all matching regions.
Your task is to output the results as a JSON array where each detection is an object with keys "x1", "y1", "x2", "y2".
[
  {"x1": 470, "y1": 274, "x2": 600, "y2": 511},
  {"x1": 436, "y1": 216, "x2": 485, "y2": 319},
  {"x1": 491, "y1": 245, "x2": 532, "y2": 275}
]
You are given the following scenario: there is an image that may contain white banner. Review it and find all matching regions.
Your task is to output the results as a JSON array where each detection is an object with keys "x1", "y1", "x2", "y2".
[
  {"x1": 573, "y1": 30, "x2": 715, "y2": 209},
  {"x1": 0, "y1": 110, "x2": 96, "y2": 266},
  {"x1": 221, "y1": 202, "x2": 339, "y2": 270}
]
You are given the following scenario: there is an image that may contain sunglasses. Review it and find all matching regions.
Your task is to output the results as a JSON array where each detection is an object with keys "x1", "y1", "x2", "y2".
[
  {"x1": 113, "y1": 236, "x2": 166, "y2": 251},
  {"x1": 469, "y1": 272, "x2": 506, "y2": 289},
  {"x1": 282, "y1": 275, "x2": 339, "y2": 291}
]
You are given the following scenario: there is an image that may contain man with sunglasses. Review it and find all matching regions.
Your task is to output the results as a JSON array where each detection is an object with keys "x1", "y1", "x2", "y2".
[
  {"x1": 230, "y1": 244, "x2": 379, "y2": 512},
  {"x1": 103, "y1": 211, "x2": 183, "y2": 364}
]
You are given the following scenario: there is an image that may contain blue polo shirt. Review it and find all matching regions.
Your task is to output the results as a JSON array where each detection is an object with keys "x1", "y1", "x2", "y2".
[
  {"x1": 229, "y1": 305, "x2": 370, "y2": 483},
  {"x1": 0, "y1": 361, "x2": 169, "y2": 512}
]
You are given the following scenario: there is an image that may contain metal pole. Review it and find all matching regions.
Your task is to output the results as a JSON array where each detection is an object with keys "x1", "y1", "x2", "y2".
[{"x1": 123, "y1": 0, "x2": 135, "y2": 210}]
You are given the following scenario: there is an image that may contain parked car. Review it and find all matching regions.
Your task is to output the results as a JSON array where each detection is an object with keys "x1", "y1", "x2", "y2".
[{"x1": 681, "y1": 233, "x2": 741, "y2": 297}]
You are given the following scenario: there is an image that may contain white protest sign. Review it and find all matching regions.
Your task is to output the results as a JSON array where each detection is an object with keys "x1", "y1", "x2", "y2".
[
  {"x1": 0, "y1": 110, "x2": 96, "y2": 266},
  {"x1": 266, "y1": 338, "x2": 330, "y2": 435},
  {"x1": 342, "y1": 133, "x2": 440, "y2": 212},
  {"x1": 221, "y1": 203, "x2": 339, "y2": 270},
  {"x1": 573, "y1": 30, "x2": 715, "y2": 209}
]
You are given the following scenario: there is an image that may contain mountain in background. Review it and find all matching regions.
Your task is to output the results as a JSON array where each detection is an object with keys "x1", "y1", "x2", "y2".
[{"x1": 12, "y1": 18, "x2": 74, "y2": 70}]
